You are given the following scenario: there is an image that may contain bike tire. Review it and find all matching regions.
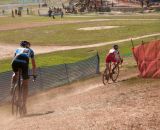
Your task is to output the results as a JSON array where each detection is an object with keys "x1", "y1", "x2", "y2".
[
  {"x1": 18, "y1": 88, "x2": 24, "y2": 117},
  {"x1": 11, "y1": 84, "x2": 18, "y2": 115},
  {"x1": 12, "y1": 69, "x2": 25, "y2": 117},
  {"x1": 111, "y1": 63, "x2": 119, "y2": 82},
  {"x1": 102, "y1": 67, "x2": 110, "y2": 85},
  {"x1": 18, "y1": 70, "x2": 25, "y2": 117}
]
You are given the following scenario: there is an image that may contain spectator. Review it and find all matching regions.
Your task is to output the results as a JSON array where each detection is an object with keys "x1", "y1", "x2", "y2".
[
  {"x1": 2, "y1": 10, "x2": 5, "y2": 15},
  {"x1": 48, "y1": 7, "x2": 52, "y2": 17},
  {"x1": 12, "y1": 10, "x2": 15, "y2": 17},
  {"x1": 112, "y1": 2, "x2": 114, "y2": 7},
  {"x1": 145, "y1": 0, "x2": 150, "y2": 7},
  {"x1": 60, "y1": 9, "x2": 64, "y2": 18},
  {"x1": 52, "y1": 11, "x2": 55, "y2": 19},
  {"x1": 18, "y1": 10, "x2": 22, "y2": 16},
  {"x1": 15, "y1": 9, "x2": 18, "y2": 15},
  {"x1": 27, "y1": 8, "x2": 29, "y2": 15},
  {"x1": 140, "y1": 0, "x2": 144, "y2": 8},
  {"x1": 38, "y1": 9, "x2": 40, "y2": 16}
]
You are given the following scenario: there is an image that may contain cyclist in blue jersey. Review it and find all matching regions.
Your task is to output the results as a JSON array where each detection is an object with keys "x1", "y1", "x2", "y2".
[{"x1": 11, "y1": 41, "x2": 36, "y2": 114}]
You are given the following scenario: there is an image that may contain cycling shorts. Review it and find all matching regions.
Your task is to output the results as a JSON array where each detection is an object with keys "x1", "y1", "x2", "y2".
[
  {"x1": 12, "y1": 59, "x2": 29, "y2": 80},
  {"x1": 106, "y1": 53, "x2": 119, "y2": 63}
]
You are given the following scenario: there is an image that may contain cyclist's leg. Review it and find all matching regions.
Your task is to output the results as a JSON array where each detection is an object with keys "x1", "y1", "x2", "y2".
[
  {"x1": 105, "y1": 63, "x2": 110, "y2": 79},
  {"x1": 106, "y1": 63, "x2": 109, "y2": 71},
  {"x1": 11, "y1": 72, "x2": 18, "y2": 85},
  {"x1": 106, "y1": 62, "x2": 112, "y2": 76},
  {"x1": 22, "y1": 79, "x2": 29, "y2": 114},
  {"x1": 112, "y1": 62, "x2": 119, "y2": 73},
  {"x1": 111, "y1": 57, "x2": 120, "y2": 73},
  {"x1": 11, "y1": 61, "x2": 19, "y2": 94},
  {"x1": 21, "y1": 63, "x2": 29, "y2": 114},
  {"x1": 106, "y1": 55, "x2": 112, "y2": 76}
]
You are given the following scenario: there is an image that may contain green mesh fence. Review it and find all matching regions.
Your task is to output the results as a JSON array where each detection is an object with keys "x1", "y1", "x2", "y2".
[{"x1": 0, "y1": 54, "x2": 99, "y2": 103}]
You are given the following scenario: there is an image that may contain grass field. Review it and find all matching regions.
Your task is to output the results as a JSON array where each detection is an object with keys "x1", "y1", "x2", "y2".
[
  {"x1": 0, "y1": 14, "x2": 159, "y2": 25},
  {"x1": 0, "y1": 18, "x2": 160, "y2": 45},
  {"x1": 1, "y1": 35, "x2": 160, "y2": 73},
  {"x1": 0, "y1": 14, "x2": 160, "y2": 73},
  {"x1": 0, "y1": 16, "x2": 91, "y2": 26}
]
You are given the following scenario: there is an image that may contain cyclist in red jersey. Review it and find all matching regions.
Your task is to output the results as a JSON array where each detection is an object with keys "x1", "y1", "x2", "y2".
[{"x1": 105, "y1": 45, "x2": 123, "y2": 74}]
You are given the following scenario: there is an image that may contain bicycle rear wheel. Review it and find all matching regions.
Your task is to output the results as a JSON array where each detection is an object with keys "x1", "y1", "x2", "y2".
[
  {"x1": 18, "y1": 70, "x2": 25, "y2": 117},
  {"x1": 111, "y1": 63, "x2": 119, "y2": 82},
  {"x1": 18, "y1": 85, "x2": 24, "y2": 117},
  {"x1": 102, "y1": 67, "x2": 110, "y2": 85},
  {"x1": 11, "y1": 84, "x2": 18, "y2": 115},
  {"x1": 11, "y1": 69, "x2": 25, "y2": 117}
]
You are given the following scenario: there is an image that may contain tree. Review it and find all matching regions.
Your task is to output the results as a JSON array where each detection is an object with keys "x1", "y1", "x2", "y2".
[{"x1": 74, "y1": 0, "x2": 92, "y2": 11}]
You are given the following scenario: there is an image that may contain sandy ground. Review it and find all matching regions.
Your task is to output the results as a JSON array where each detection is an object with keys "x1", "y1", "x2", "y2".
[
  {"x1": 0, "y1": 68, "x2": 160, "y2": 130},
  {"x1": 0, "y1": 20, "x2": 84, "y2": 31},
  {"x1": 77, "y1": 26, "x2": 122, "y2": 31},
  {"x1": 1, "y1": 33, "x2": 160, "y2": 60},
  {"x1": 88, "y1": 19, "x2": 160, "y2": 22}
]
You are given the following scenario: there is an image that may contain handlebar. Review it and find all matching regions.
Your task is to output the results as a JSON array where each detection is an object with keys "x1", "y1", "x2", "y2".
[{"x1": 28, "y1": 75, "x2": 37, "y2": 82}]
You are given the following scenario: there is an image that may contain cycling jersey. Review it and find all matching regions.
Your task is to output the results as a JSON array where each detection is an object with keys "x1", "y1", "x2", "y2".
[
  {"x1": 13, "y1": 48, "x2": 34, "y2": 64},
  {"x1": 106, "y1": 48, "x2": 121, "y2": 63},
  {"x1": 15, "y1": 48, "x2": 34, "y2": 58},
  {"x1": 11, "y1": 47, "x2": 35, "y2": 79}
]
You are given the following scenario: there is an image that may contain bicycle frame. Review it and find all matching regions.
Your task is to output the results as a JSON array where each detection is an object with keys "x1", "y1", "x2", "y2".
[
  {"x1": 11, "y1": 70, "x2": 36, "y2": 117},
  {"x1": 12, "y1": 68, "x2": 23, "y2": 116},
  {"x1": 102, "y1": 62, "x2": 120, "y2": 85}
]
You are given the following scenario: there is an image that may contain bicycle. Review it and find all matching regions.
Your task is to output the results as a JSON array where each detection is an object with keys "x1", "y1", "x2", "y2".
[
  {"x1": 11, "y1": 69, "x2": 36, "y2": 117},
  {"x1": 102, "y1": 62, "x2": 120, "y2": 85}
]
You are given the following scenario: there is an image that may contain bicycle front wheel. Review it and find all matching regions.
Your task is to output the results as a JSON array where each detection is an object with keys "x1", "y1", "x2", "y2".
[
  {"x1": 18, "y1": 81, "x2": 25, "y2": 117},
  {"x1": 11, "y1": 84, "x2": 18, "y2": 115},
  {"x1": 111, "y1": 63, "x2": 119, "y2": 82}
]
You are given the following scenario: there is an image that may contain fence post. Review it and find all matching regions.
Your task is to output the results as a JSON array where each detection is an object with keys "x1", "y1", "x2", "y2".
[
  {"x1": 131, "y1": 39, "x2": 134, "y2": 48},
  {"x1": 96, "y1": 52, "x2": 100, "y2": 74}
]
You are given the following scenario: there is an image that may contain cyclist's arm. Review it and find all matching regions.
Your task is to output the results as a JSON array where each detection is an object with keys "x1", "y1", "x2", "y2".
[
  {"x1": 14, "y1": 49, "x2": 18, "y2": 57},
  {"x1": 118, "y1": 52, "x2": 123, "y2": 64},
  {"x1": 30, "y1": 49, "x2": 36, "y2": 75},
  {"x1": 31, "y1": 58, "x2": 36, "y2": 75},
  {"x1": 115, "y1": 51, "x2": 122, "y2": 64}
]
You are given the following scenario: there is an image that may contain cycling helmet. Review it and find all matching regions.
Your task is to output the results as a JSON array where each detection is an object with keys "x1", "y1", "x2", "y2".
[
  {"x1": 20, "y1": 41, "x2": 30, "y2": 48},
  {"x1": 113, "y1": 44, "x2": 118, "y2": 50}
]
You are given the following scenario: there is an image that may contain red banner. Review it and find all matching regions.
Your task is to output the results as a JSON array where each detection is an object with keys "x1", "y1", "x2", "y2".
[{"x1": 132, "y1": 40, "x2": 160, "y2": 78}]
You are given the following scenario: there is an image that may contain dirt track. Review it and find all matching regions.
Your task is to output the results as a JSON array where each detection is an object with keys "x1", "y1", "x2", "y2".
[
  {"x1": 0, "y1": 68, "x2": 160, "y2": 130},
  {"x1": 0, "y1": 17, "x2": 160, "y2": 129},
  {"x1": 0, "y1": 20, "x2": 84, "y2": 31}
]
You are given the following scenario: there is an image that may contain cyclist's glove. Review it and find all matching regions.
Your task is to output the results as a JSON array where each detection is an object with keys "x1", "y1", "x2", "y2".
[
  {"x1": 33, "y1": 75, "x2": 37, "y2": 81},
  {"x1": 120, "y1": 58, "x2": 123, "y2": 64}
]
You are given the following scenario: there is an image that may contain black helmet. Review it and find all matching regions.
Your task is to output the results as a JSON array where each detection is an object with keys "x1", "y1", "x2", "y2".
[
  {"x1": 20, "y1": 41, "x2": 30, "y2": 48},
  {"x1": 113, "y1": 44, "x2": 118, "y2": 49}
]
